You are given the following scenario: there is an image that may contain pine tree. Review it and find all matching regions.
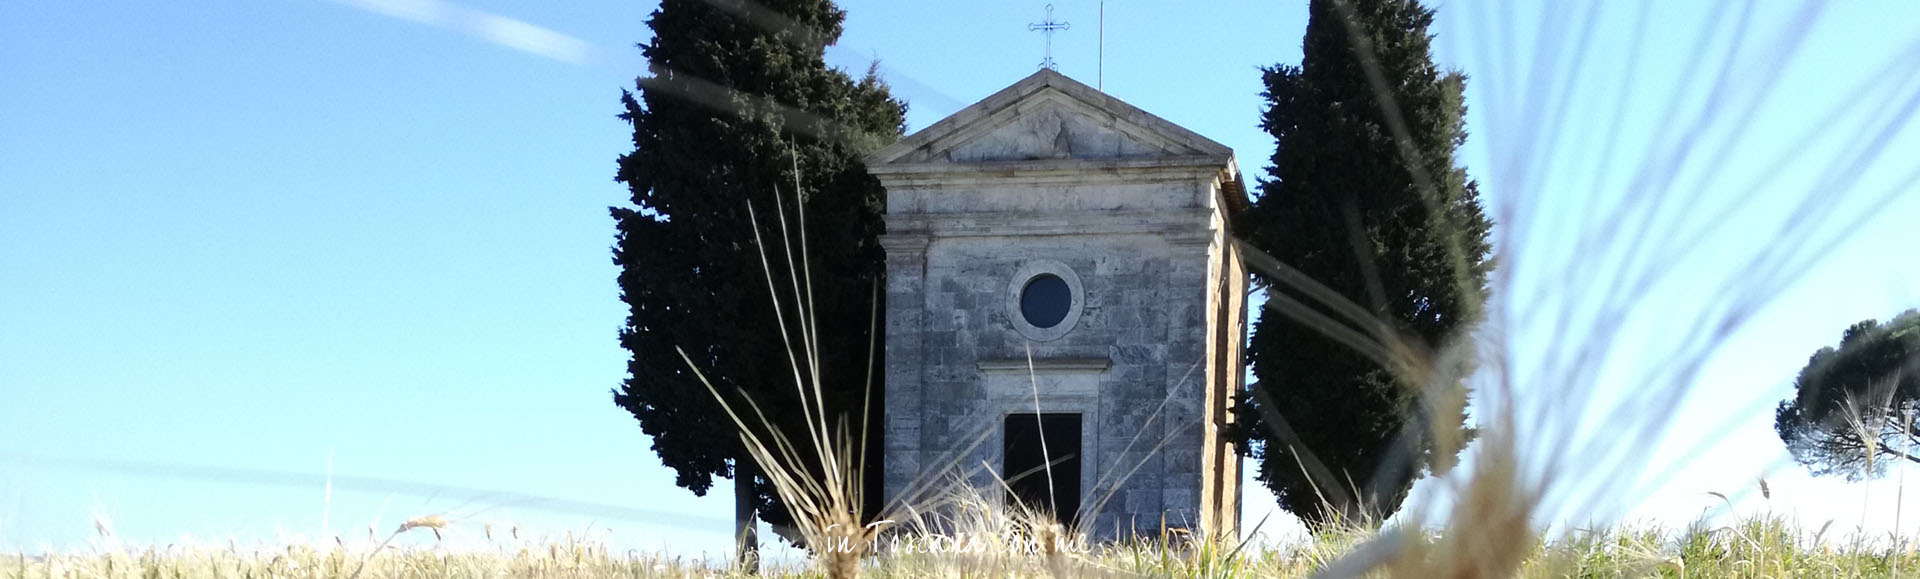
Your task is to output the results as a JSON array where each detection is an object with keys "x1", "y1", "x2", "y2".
[
  {"x1": 609, "y1": 0, "x2": 904, "y2": 562},
  {"x1": 1776, "y1": 310, "x2": 1920, "y2": 479},
  {"x1": 1236, "y1": 0, "x2": 1493, "y2": 528}
]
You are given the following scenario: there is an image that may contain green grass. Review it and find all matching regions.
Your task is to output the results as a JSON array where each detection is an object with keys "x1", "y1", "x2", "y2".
[{"x1": 10, "y1": 517, "x2": 1920, "y2": 579}]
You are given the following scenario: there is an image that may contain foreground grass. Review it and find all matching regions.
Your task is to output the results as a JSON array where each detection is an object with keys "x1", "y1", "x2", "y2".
[{"x1": 11, "y1": 516, "x2": 1920, "y2": 578}]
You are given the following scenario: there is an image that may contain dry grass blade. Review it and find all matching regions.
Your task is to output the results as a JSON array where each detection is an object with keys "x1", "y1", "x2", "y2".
[
  {"x1": 670, "y1": 164, "x2": 880, "y2": 578},
  {"x1": 1267, "y1": 0, "x2": 1920, "y2": 576}
]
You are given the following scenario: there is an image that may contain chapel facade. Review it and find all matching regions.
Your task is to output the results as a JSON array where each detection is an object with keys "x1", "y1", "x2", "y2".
[{"x1": 868, "y1": 69, "x2": 1248, "y2": 540}]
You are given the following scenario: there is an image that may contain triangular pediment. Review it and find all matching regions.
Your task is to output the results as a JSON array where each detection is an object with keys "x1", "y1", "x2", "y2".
[{"x1": 867, "y1": 69, "x2": 1231, "y2": 167}]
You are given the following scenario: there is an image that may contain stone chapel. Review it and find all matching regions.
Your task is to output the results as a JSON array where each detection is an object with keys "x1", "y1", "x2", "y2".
[{"x1": 868, "y1": 69, "x2": 1250, "y2": 540}]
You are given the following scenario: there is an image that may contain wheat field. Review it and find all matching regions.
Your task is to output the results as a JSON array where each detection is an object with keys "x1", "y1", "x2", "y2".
[{"x1": 8, "y1": 513, "x2": 1920, "y2": 579}]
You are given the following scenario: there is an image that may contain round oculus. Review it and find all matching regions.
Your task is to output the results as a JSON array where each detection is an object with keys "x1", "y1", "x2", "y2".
[{"x1": 1019, "y1": 274, "x2": 1072, "y2": 329}]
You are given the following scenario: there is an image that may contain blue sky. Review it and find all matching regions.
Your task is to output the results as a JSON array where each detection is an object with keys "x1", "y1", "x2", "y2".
[{"x1": 3, "y1": 0, "x2": 1919, "y2": 557}]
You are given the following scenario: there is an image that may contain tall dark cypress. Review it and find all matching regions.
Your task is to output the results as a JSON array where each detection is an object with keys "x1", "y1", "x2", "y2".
[
  {"x1": 1236, "y1": 0, "x2": 1494, "y2": 527},
  {"x1": 609, "y1": 0, "x2": 905, "y2": 555}
]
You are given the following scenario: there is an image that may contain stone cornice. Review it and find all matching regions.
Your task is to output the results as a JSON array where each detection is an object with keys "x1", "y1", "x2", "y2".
[
  {"x1": 976, "y1": 357, "x2": 1112, "y2": 374},
  {"x1": 885, "y1": 209, "x2": 1216, "y2": 238},
  {"x1": 868, "y1": 156, "x2": 1228, "y2": 186},
  {"x1": 877, "y1": 233, "x2": 931, "y2": 253}
]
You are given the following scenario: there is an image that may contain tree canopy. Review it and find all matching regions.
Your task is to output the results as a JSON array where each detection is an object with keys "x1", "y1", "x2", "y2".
[
  {"x1": 1233, "y1": 0, "x2": 1493, "y2": 527},
  {"x1": 609, "y1": 0, "x2": 904, "y2": 544},
  {"x1": 1776, "y1": 310, "x2": 1920, "y2": 479}
]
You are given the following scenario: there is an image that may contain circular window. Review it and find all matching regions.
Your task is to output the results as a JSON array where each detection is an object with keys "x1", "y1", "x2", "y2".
[
  {"x1": 1005, "y1": 260, "x2": 1084, "y2": 342},
  {"x1": 1020, "y1": 274, "x2": 1071, "y2": 328}
]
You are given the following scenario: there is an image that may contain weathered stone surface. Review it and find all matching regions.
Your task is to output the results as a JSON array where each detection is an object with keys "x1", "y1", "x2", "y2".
[{"x1": 872, "y1": 69, "x2": 1248, "y2": 541}]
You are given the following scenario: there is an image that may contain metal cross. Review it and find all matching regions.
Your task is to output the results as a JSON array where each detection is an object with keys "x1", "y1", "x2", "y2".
[{"x1": 1028, "y1": 4, "x2": 1070, "y2": 70}]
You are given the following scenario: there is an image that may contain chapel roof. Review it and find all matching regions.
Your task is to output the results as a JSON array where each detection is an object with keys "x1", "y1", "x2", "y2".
[{"x1": 866, "y1": 68, "x2": 1251, "y2": 223}]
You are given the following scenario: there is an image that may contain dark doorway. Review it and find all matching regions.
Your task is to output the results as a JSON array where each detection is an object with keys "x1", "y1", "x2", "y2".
[{"x1": 1003, "y1": 413, "x2": 1082, "y2": 525}]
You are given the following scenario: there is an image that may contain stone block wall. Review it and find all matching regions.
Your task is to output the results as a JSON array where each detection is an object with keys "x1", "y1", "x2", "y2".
[
  {"x1": 868, "y1": 69, "x2": 1247, "y2": 542},
  {"x1": 882, "y1": 225, "x2": 1225, "y2": 539}
]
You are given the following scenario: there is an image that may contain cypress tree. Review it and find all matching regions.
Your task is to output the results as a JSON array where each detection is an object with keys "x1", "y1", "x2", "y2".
[
  {"x1": 1236, "y1": 0, "x2": 1493, "y2": 527},
  {"x1": 609, "y1": 0, "x2": 905, "y2": 558}
]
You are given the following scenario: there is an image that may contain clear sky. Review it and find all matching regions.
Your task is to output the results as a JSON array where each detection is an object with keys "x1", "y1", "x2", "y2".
[{"x1": 3, "y1": 0, "x2": 1918, "y2": 558}]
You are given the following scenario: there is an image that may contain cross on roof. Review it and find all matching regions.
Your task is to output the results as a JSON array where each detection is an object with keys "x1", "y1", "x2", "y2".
[{"x1": 1028, "y1": 4, "x2": 1070, "y2": 70}]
